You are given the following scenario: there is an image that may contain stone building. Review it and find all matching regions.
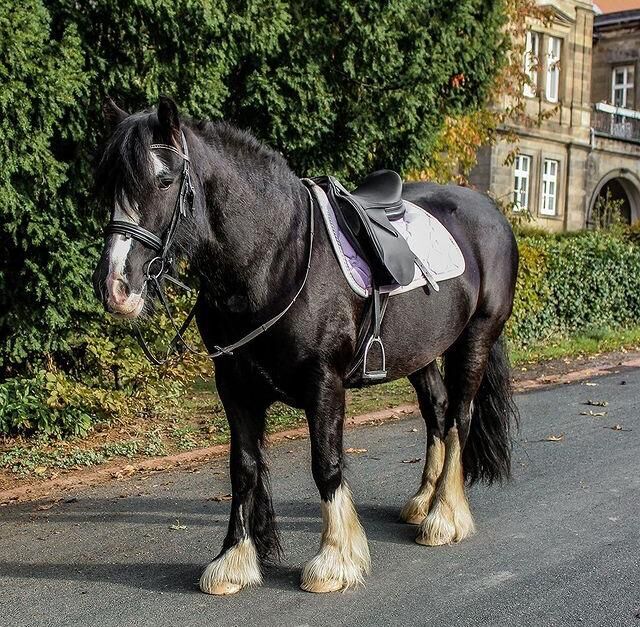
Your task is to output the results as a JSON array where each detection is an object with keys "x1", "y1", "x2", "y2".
[
  {"x1": 470, "y1": 1, "x2": 640, "y2": 229},
  {"x1": 589, "y1": 7, "x2": 640, "y2": 224}
]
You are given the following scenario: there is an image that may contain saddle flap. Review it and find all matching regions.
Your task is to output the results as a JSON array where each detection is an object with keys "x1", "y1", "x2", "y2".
[
  {"x1": 317, "y1": 175, "x2": 416, "y2": 287},
  {"x1": 363, "y1": 207, "x2": 416, "y2": 286}
]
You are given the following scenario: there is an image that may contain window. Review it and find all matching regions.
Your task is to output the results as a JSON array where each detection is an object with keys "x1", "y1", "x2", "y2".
[
  {"x1": 523, "y1": 31, "x2": 540, "y2": 97},
  {"x1": 612, "y1": 66, "x2": 634, "y2": 109},
  {"x1": 541, "y1": 159, "x2": 559, "y2": 216},
  {"x1": 545, "y1": 36, "x2": 561, "y2": 102},
  {"x1": 513, "y1": 155, "x2": 531, "y2": 211}
]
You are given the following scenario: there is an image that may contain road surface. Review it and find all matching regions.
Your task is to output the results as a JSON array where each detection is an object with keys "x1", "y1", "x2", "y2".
[{"x1": 1, "y1": 370, "x2": 639, "y2": 626}]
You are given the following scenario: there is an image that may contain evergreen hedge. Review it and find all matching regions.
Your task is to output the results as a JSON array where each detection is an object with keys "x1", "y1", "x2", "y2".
[
  {"x1": 1, "y1": 0, "x2": 509, "y2": 376},
  {"x1": 510, "y1": 229, "x2": 640, "y2": 345}
]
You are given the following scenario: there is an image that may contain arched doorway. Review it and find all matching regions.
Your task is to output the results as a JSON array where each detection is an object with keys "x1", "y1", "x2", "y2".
[{"x1": 588, "y1": 170, "x2": 640, "y2": 228}]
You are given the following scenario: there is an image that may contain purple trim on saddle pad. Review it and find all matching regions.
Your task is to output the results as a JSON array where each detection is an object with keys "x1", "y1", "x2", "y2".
[{"x1": 327, "y1": 205, "x2": 372, "y2": 291}]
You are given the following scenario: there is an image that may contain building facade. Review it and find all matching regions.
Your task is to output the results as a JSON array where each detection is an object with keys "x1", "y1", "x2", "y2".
[{"x1": 470, "y1": 1, "x2": 640, "y2": 229}]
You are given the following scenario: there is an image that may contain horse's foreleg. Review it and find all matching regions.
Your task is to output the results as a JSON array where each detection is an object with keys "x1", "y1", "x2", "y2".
[
  {"x1": 301, "y1": 374, "x2": 370, "y2": 593},
  {"x1": 401, "y1": 362, "x2": 447, "y2": 525},
  {"x1": 200, "y1": 369, "x2": 276, "y2": 595}
]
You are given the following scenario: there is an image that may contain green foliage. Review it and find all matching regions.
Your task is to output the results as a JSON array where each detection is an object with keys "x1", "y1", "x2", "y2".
[
  {"x1": 1, "y1": 0, "x2": 510, "y2": 378},
  {"x1": 0, "y1": 0, "x2": 89, "y2": 371},
  {"x1": 508, "y1": 230, "x2": 640, "y2": 345}
]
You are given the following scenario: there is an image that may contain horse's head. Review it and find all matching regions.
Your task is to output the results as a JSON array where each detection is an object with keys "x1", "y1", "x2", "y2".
[{"x1": 92, "y1": 96, "x2": 193, "y2": 319}]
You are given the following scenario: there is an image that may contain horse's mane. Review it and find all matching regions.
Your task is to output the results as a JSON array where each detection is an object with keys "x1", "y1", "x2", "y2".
[{"x1": 95, "y1": 111, "x2": 297, "y2": 217}]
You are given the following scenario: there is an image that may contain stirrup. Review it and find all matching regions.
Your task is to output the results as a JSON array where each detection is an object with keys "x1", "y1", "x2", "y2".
[{"x1": 363, "y1": 335, "x2": 387, "y2": 381}]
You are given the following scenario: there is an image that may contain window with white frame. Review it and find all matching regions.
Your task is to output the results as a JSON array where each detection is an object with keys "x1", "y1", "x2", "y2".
[
  {"x1": 545, "y1": 36, "x2": 561, "y2": 102},
  {"x1": 541, "y1": 159, "x2": 559, "y2": 216},
  {"x1": 513, "y1": 154, "x2": 531, "y2": 211},
  {"x1": 612, "y1": 66, "x2": 634, "y2": 108},
  {"x1": 523, "y1": 31, "x2": 540, "y2": 97}
]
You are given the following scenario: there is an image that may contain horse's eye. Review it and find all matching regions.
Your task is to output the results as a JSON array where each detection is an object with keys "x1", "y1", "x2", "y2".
[{"x1": 158, "y1": 176, "x2": 174, "y2": 190}]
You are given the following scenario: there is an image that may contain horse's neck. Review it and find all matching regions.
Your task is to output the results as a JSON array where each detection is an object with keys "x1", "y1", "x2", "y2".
[{"x1": 193, "y1": 134, "x2": 308, "y2": 314}]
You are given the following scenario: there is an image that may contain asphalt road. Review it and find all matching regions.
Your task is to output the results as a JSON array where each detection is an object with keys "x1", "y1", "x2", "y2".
[{"x1": 1, "y1": 370, "x2": 639, "y2": 627}]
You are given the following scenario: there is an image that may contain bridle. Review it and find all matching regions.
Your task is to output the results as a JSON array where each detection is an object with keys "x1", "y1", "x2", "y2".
[{"x1": 102, "y1": 131, "x2": 315, "y2": 365}]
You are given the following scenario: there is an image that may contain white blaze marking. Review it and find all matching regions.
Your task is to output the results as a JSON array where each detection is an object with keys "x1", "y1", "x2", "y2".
[
  {"x1": 108, "y1": 197, "x2": 139, "y2": 278},
  {"x1": 151, "y1": 153, "x2": 166, "y2": 176}
]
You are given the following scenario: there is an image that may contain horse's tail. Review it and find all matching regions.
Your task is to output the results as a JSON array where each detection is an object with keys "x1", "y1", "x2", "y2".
[{"x1": 462, "y1": 335, "x2": 519, "y2": 484}]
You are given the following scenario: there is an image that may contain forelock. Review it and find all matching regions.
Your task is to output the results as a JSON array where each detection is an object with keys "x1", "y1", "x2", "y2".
[{"x1": 95, "y1": 111, "x2": 156, "y2": 207}]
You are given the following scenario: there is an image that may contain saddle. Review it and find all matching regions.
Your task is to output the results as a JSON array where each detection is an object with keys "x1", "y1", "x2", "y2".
[
  {"x1": 310, "y1": 170, "x2": 431, "y2": 383},
  {"x1": 312, "y1": 170, "x2": 416, "y2": 288}
]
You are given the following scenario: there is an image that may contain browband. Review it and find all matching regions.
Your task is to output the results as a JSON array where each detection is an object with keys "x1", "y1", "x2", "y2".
[{"x1": 149, "y1": 144, "x2": 189, "y2": 161}]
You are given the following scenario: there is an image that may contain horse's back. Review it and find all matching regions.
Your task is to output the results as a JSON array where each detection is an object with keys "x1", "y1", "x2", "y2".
[
  {"x1": 402, "y1": 181, "x2": 514, "y2": 241},
  {"x1": 402, "y1": 181, "x2": 518, "y2": 315}
]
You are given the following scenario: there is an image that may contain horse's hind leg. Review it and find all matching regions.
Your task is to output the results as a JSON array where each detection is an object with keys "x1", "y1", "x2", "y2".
[
  {"x1": 416, "y1": 319, "x2": 501, "y2": 546},
  {"x1": 400, "y1": 362, "x2": 447, "y2": 525},
  {"x1": 200, "y1": 363, "x2": 278, "y2": 595},
  {"x1": 301, "y1": 371, "x2": 370, "y2": 593}
]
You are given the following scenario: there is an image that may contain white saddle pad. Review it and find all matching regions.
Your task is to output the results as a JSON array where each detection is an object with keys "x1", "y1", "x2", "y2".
[{"x1": 308, "y1": 183, "x2": 465, "y2": 298}]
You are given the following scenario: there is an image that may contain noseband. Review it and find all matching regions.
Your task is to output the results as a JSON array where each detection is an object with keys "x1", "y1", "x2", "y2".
[{"x1": 101, "y1": 131, "x2": 315, "y2": 365}]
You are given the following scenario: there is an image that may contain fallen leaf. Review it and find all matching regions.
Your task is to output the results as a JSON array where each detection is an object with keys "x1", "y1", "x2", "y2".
[
  {"x1": 345, "y1": 447, "x2": 367, "y2": 454},
  {"x1": 36, "y1": 501, "x2": 59, "y2": 511},
  {"x1": 606, "y1": 424, "x2": 632, "y2": 432},
  {"x1": 542, "y1": 434, "x2": 564, "y2": 442},
  {"x1": 585, "y1": 382, "x2": 598, "y2": 387},
  {"x1": 169, "y1": 522, "x2": 187, "y2": 531},
  {"x1": 580, "y1": 410, "x2": 607, "y2": 417},
  {"x1": 208, "y1": 494, "x2": 232, "y2": 502},
  {"x1": 409, "y1": 428, "x2": 418, "y2": 433},
  {"x1": 401, "y1": 458, "x2": 422, "y2": 464},
  {"x1": 586, "y1": 399, "x2": 608, "y2": 407},
  {"x1": 34, "y1": 466, "x2": 47, "y2": 476}
]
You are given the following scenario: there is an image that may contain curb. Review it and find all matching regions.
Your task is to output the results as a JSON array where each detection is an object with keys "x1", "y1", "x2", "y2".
[{"x1": 1, "y1": 356, "x2": 638, "y2": 506}]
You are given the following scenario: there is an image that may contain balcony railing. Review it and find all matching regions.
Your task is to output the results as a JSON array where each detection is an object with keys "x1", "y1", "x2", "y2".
[{"x1": 592, "y1": 102, "x2": 640, "y2": 142}]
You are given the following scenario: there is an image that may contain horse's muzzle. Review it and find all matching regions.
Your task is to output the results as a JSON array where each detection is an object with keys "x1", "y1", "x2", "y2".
[{"x1": 105, "y1": 274, "x2": 145, "y2": 318}]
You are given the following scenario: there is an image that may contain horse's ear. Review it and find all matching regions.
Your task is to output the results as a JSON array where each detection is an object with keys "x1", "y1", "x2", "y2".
[
  {"x1": 158, "y1": 96, "x2": 180, "y2": 136},
  {"x1": 102, "y1": 97, "x2": 128, "y2": 132}
]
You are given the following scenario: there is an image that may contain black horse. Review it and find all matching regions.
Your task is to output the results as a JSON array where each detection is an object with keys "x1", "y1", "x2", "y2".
[{"x1": 93, "y1": 97, "x2": 519, "y2": 595}]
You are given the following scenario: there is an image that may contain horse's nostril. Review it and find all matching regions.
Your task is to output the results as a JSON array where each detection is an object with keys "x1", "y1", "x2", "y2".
[
  {"x1": 107, "y1": 275, "x2": 131, "y2": 305},
  {"x1": 119, "y1": 279, "x2": 131, "y2": 298}
]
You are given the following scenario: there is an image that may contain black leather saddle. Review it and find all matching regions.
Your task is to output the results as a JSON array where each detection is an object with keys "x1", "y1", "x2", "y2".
[
  {"x1": 312, "y1": 170, "x2": 415, "y2": 288},
  {"x1": 350, "y1": 169, "x2": 405, "y2": 221}
]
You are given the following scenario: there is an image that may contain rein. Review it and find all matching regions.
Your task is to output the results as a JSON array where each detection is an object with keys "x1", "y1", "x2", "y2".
[{"x1": 102, "y1": 131, "x2": 315, "y2": 365}]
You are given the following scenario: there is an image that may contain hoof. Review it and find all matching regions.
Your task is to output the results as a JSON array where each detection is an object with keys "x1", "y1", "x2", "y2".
[
  {"x1": 403, "y1": 513, "x2": 426, "y2": 526},
  {"x1": 300, "y1": 545, "x2": 369, "y2": 594},
  {"x1": 199, "y1": 537, "x2": 262, "y2": 595},
  {"x1": 203, "y1": 581, "x2": 243, "y2": 596},
  {"x1": 300, "y1": 578, "x2": 344, "y2": 594},
  {"x1": 399, "y1": 494, "x2": 432, "y2": 525},
  {"x1": 415, "y1": 496, "x2": 475, "y2": 547}
]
